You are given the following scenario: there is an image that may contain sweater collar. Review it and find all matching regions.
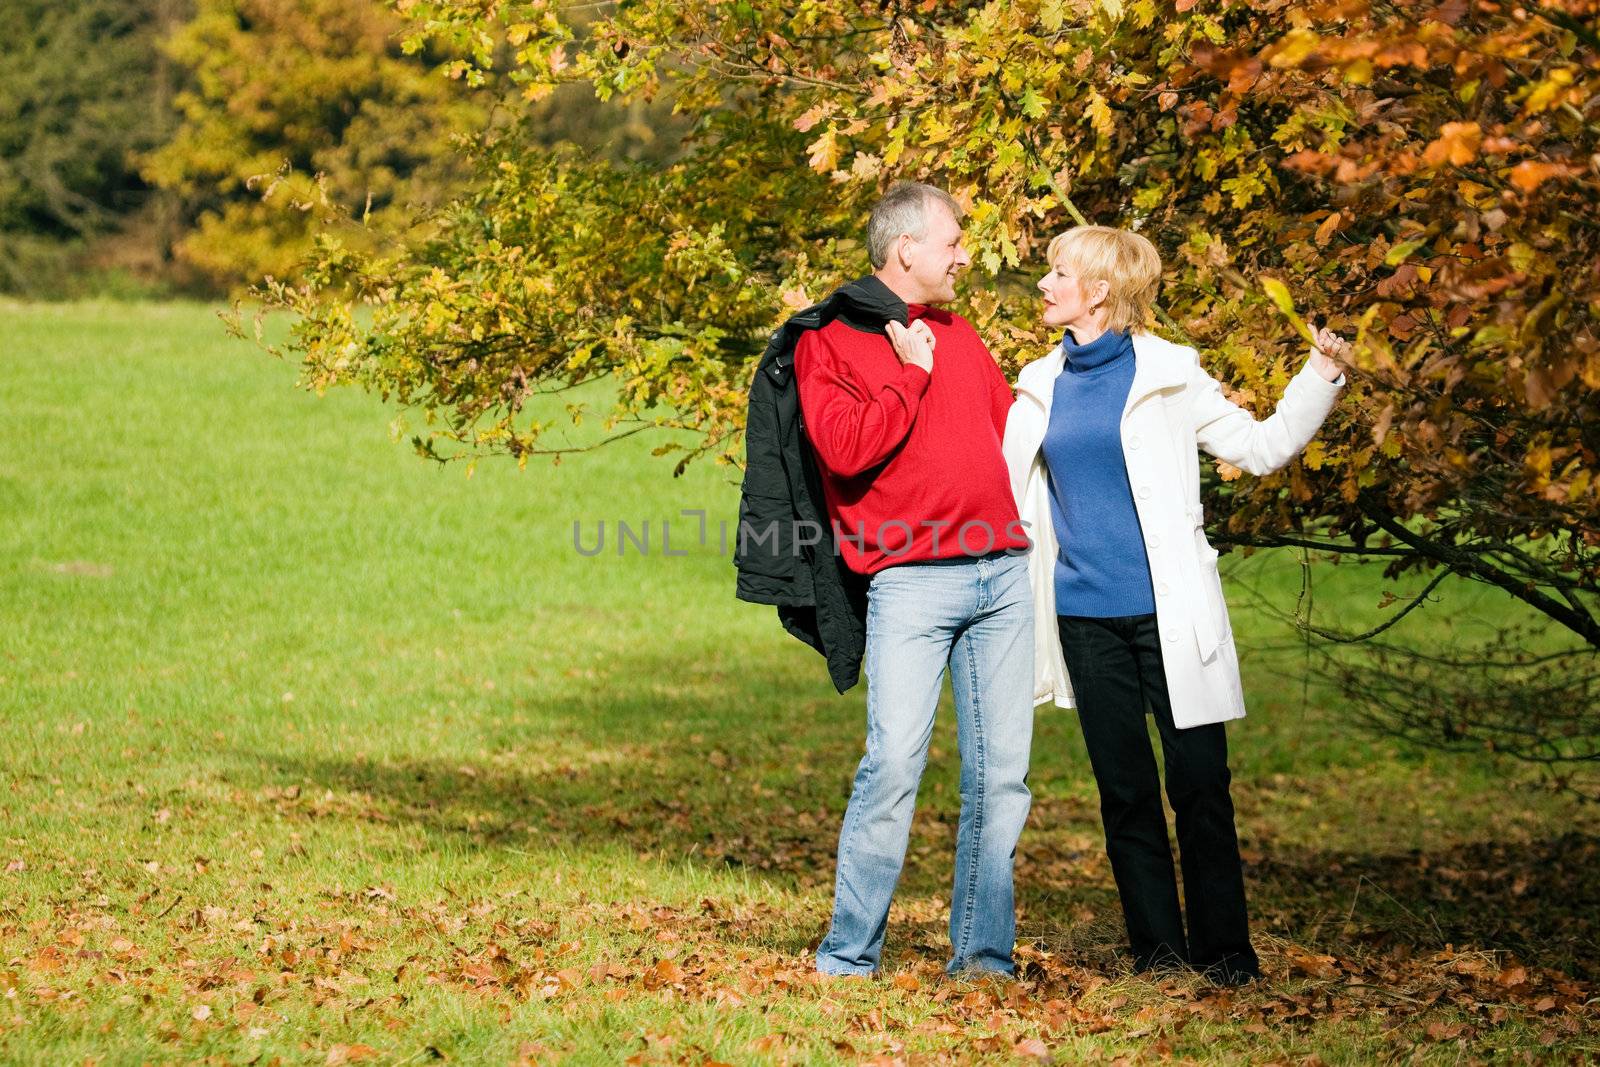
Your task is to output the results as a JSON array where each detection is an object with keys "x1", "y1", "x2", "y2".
[
  {"x1": 1061, "y1": 328, "x2": 1131, "y2": 373},
  {"x1": 1016, "y1": 332, "x2": 1188, "y2": 410}
]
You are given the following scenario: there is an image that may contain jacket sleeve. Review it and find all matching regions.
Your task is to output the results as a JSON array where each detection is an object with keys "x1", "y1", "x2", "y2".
[
  {"x1": 795, "y1": 330, "x2": 931, "y2": 477},
  {"x1": 1191, "y1": 351, "x2": 1344, "y2": 476}
]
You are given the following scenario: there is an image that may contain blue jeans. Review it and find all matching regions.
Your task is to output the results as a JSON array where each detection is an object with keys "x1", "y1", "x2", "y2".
[{"x1": 816, "y1": 551, "x2": 1034, "y2": 976}]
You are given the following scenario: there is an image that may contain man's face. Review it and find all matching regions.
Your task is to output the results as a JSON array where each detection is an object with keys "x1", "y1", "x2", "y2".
[{"x1": 901, "y1": 202, "x2": 970, "y2": 304}]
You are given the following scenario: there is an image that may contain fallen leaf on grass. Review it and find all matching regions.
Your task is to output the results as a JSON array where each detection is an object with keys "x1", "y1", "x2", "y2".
[
  {"x1": 1013, "y1": 1036, "x2": 1052, "y2": 1060},
  {"x1": 1424, "y1": 1020, "x2": 1470, "y2": 1041},
  {"x1": 1495, "y1": 965, "x2": 1528, "y2": 988},
  {"x1": 1284, "y1": 945, "x2": 1341, "y2": 978},
  {"x1": 642, "y1": 957, "x2": 687, "y2": 989}
]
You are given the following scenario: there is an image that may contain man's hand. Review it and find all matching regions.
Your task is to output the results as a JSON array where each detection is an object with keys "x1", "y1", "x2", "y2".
[
  {"x1": 1308, "y1": 322, "x2": 1351, "y2": 383},
  {"x1": 885, "y1": 319, "x2": 935, "y2": 374}
]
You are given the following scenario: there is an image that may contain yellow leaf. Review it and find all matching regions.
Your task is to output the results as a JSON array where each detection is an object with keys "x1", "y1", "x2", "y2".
[
  {"x1": 1261, "y1": 278, "x2": 1316, "y2": 345},
  {"x1": 1085, "y1": 90, "x2": 1115, "y2": 138},
  {"x1": 1523, "y1": 67, "x2": 1574, "y2": 114},
  {"x1": 1456, "y1": 179, "x2": 1492, "y2": 206},
  {"x1": 1266, "y1": 29, "x2": 1320, "y2": 68},
  {"x1": 805, "y1": 129, "x2": 838, "y2": 173},
  {"x1": 850, "y1": 152, "x2": 883, "y2": 179}
]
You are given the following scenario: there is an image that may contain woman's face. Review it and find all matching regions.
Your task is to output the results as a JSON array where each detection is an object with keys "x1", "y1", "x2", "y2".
[{"x1": 1037, "y1": 259, "x2": 1107, "y2": 330}]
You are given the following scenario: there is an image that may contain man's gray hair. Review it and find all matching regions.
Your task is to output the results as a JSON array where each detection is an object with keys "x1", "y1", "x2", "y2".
[{"x1": 866, "y1": 182, "x2": 962, "y2": 270}]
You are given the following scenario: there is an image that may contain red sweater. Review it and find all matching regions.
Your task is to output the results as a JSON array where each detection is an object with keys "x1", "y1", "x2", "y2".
[{"x1": 794, "y1": 304, "x2": 1027, "y2": 575}]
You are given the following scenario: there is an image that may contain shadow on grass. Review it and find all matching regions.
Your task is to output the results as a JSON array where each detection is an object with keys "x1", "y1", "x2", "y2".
[{"x1": 228, "y1": 686, "x2": 1600, "y2": 983}]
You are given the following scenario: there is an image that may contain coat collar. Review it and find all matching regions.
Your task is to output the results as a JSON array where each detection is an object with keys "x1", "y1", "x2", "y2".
[
  {"x1": 834, "y1": 274, "x2": 910, "y2": 326},
  {"x1": 1016, "y1": 330, "x2": 1190, "y2": 410},
  {"x1": 768, "y1": 275, "x2": 909, "y2": 381}
]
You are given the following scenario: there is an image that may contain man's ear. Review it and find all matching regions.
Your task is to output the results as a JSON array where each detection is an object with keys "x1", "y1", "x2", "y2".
[{"x1": 897, "y1": 234, "x2": 915, "y2": 271}]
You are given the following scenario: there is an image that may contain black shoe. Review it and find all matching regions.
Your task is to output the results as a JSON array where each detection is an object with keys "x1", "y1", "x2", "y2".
[
  {"x1": 1133, "y1": 945, "x2": 1189, "y2": 976},
  {"x1": 1201, "y1": 962, "x2": 1261, "y2": 987}
]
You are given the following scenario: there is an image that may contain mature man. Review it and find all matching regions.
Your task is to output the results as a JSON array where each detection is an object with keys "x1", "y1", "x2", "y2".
[{"x1": 791, "y1": 182, "x2": 1034, "y2": 977}]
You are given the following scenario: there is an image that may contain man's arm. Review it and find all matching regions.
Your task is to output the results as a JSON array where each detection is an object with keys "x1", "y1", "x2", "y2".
[
  {"x1": 986, "y1": 351, "x2": 1015, "y2": 439},
  {"x1": 796, "y1": 330, "x2": 931, "y2": 478}
]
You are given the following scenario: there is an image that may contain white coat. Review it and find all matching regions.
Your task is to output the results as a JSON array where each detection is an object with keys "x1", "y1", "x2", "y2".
[{"x1": 1001, "y1": 331, "x2": 1344, "y2": 728}]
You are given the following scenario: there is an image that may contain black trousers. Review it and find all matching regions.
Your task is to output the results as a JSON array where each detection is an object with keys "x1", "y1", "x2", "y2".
[{"x1": 1058, "y1": 613, "x2": 1260, "y2": 982}]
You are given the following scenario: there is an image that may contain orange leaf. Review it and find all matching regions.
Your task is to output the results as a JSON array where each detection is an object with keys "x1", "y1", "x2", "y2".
[
  {"x1": 1496, "y1": 965, "x2": 1529, "y2": 987},
  {"x1": 1421, "y1": 121, "x2": 1481, "y2": 167},
  {"x1": 793, "y1": 104, "x2": 828, "y2": 133},
  {"x1": 1014, "y1": 1036, "x2": 1052, "y2": 1059},
  {"x1": 1314, "y1": 211, "x2": 1343, "y2": 247},
  {"x1": 643, "y1": 957, "x2": 686, "y2": 988},
  {"x1": 1284, "y1": 944, "x2": 1339, "y2": 977},
  {"x1": 1508, "y1": 160, "x2": 1568, "y2": 193}
]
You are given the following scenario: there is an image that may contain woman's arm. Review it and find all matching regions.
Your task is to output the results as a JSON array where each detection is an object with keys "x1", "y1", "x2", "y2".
[{"x1": 1192, "y1": 325, "x2": 1350, "y2": 476}]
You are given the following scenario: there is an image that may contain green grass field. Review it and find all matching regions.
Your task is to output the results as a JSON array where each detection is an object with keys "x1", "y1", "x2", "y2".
[{"x1": 2, "y1": 300, "x2": 1596, "y2": 1064}]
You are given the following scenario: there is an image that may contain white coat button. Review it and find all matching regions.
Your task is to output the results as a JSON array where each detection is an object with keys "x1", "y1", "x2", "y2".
[
  {"x1": 1147, "y1": 535, "x2": 1160, "y2": 549},
  {"x1": 1165, "y1": 630, "x2": 1179, "y2": 643},
  {"x1": 1137, "y1": 486, "x2": 1151, "y2": 499},
  {"x1": 1158, "y1": 582, "x2": 1170, "y2": 596},
  {"x1": 1128, "y1": 436, "x2": 1141, "y2": 449}
]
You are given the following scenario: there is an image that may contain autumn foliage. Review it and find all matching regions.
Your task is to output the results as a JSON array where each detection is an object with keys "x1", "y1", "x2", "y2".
[
  {"x1": 242, "y1": 0, "x2": 1600, "y2": 649},
  {"x1": 142, "y1": 0, "x2": 493, "y2": 288}
]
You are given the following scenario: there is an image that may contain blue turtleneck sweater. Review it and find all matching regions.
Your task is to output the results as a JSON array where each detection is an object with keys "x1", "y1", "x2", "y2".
[{"x1": 1041, "y1": 329, "x2": 1156, "y2": 617}]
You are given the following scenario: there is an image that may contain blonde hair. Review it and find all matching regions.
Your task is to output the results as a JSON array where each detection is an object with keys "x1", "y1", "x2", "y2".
[{"x1": 1045, "y1": 226, "x2": 1162, "y2": 334}]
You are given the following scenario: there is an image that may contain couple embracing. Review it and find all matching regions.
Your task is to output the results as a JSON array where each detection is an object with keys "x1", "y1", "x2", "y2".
[{"x1": 735, "y1": 181, "x2": 1348, "y2": 986}]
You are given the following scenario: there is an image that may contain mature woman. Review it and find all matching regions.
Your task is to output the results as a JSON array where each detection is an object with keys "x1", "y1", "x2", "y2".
[{"x1": 1003, "y1": 225, "x2": 1347, "y2": 984}]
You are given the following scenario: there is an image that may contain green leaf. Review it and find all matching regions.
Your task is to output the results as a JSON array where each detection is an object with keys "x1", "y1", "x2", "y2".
[{"x1": 1384, "y1": 237, "x2": 1427, "y2": 266}]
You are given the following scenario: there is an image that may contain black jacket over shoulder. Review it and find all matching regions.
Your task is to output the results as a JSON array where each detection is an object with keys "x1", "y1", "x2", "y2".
[{"x1": 734, "y1": 276, "x2": 909, "y2": 693}]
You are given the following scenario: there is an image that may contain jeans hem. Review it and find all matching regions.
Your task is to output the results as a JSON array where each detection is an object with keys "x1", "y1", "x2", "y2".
[
  {"x1": 945, "y1": 960, "x2": 1015, "y2": 978},
  {"x1": 815, "y1": 960, "x2": 878, "y2": 978}
]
